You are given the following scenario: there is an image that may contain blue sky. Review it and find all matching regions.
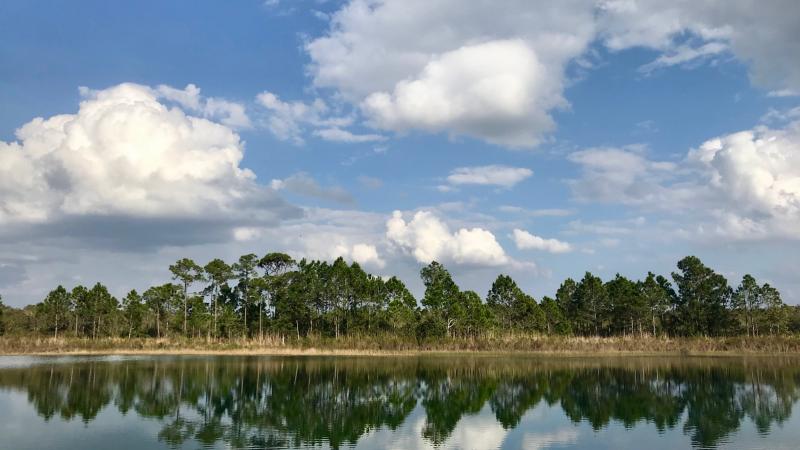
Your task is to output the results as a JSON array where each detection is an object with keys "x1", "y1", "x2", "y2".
[{"x1": 1, "y1": 0, "x2": 799, "y2": 306}]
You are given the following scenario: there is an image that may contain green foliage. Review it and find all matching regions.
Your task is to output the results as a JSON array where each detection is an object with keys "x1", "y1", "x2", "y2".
[
  {"x1": 572, "y1": 272, "x2": 608, "y2": 336},
  {"x1": 540, "y1": 296, "x2": 571, "y2": 335},
  {"x1": 42, "y1": 285, "x2": 71, "y2": 338},
  {"x1": 606, "y1": 274, "x2": 647, "y2": 335},
  {"x1": 0, "y1": 254, "x2": 789, "y2": 341},
  {"x1": 169, "y1": 258, "x2": 204, "y2": 335},
  {"x1": 639, "y1": 272, "x2": 673, "y2": 336},
  {"x1": 487, "y1": 274, "x2": 545, "y2": 332},
  {"x1": 122, "y1": 290, "x2": 145, "y2": 338},
  {"x1": 143, "y1": 283, "x2": 179, "y2": 338},
  {"x1": 672, "y1": 256, "x2": 733, "y2": 336}
]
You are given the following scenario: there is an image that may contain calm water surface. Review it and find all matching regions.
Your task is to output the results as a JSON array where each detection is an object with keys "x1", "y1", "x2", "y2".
[{"x1": 0, "y1": 355, "x2": 798, "y2": 449}]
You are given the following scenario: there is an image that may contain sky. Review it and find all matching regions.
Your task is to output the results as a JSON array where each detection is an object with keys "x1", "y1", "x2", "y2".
[{"x1": 0, "y1": 0, "x2": 799, "y2": 307}]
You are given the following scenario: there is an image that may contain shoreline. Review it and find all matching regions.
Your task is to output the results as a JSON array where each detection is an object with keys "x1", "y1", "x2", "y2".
[
  {"x1": 4, "y1": 348, "x2": 800, "y2": 358},
  {"x1": 4, "y1": 335, "x2": 800, "y2": 358}
]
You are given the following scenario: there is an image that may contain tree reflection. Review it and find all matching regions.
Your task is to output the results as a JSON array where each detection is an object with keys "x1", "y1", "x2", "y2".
[{"x1": 0, "y1": 357, "x2": 799, "y2": 449}]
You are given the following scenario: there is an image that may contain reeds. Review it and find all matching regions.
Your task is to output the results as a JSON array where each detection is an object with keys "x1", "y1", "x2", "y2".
[{"x1": 3, "y1": 333, "x2": 800, "y2": 355}]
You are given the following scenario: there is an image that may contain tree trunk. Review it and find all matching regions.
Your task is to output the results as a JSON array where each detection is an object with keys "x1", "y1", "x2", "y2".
[
  {"x1": 183, "y1": 282, "x2": 188, "y2": 336},
  {"x1": 213, "y1": 292, "x2": 217, "y2": 339},
  {"x1": 54, "y1": 313, "x2": 58, "y2": 339}
]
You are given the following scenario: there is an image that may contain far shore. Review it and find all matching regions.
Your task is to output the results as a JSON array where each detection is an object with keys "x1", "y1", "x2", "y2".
[
  {"x1": 4, "y1": 335, "x2": 800, "y2": 358},
  {"x1": 7, "y1": 349, "x2": 800, "y2": 358}
]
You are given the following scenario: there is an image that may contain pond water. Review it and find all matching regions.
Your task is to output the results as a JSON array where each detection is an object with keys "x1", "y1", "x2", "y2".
[{"x1": 0, "y1": 355, "x2": 798, "y2": 449}]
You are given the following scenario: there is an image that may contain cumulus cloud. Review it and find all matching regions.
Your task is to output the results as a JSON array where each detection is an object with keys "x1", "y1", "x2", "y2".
[
  {"x1": 688, "y1": 122, "x2": 800, "y2": 238},
  {"x1": 568, "y1": 120, "x2": 800, "y2": 240},
  {"x1": 154, "y1": 84, "x2": 251, "y2": 128},
  {"x1": 306, "y1": 0, "x2": 596, "y2": 148},
  {"x1": 303, "y1": 0, "x2": 800, "y2": 148},
  {"x1": 362, "y1": 39, "x2": 566, "y2": 148},
  {"x1": 303, "y1": 238, "x2": 385, "y2": 268},
  {"x1": 0, "y1": 83, "x2": 300, "y2": 250},
  {"x1": 386, "y1": 210, "x2": 509, "y2": 266},
  {"x1": 274, "y1": 211, "x2": 386, "y2": 269},
  {"x1": 269, "y1": 172, "x2": 354, "y2": 205},
  {"x1": 0, "y1": 83, "x2": 283, "y2": 223},
  {"x1": 350, "y1": 243, "x2": 385, "y2": 268},
  {"x1": 446, "y1": 165, "x2": 533, "y2": 188},
  {"x1": 512, "y1": 229, "x2": 572, "y2": 254}
]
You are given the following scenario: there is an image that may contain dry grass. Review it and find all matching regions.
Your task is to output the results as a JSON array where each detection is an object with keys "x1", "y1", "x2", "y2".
[{"x1": 3, "y1": 334, "x2": 800, "y2": 356}]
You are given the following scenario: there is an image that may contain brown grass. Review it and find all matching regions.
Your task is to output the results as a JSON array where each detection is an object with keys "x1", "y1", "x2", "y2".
[{"x1": 3, "y1": 334, "x2": 800, "y2": 356}]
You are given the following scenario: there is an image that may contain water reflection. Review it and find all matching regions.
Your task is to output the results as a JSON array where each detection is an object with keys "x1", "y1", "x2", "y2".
[{"x1": 0, "y1": 356, "x2": 799, "y2": 449}]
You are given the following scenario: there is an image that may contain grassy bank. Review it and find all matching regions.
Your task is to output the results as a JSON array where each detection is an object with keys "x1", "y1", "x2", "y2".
[{"x1": 3, "y1": 334, "x2": 800, "y2": 356}]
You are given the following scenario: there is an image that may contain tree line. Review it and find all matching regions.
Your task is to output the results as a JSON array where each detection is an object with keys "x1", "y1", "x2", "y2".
[{"x1": 0, "y1": 254, "x2": 796, "y2": 340}]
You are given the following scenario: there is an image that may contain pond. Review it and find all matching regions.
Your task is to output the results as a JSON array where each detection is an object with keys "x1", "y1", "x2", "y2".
[{"x1": 0, "y1": 355, "x2": 798, "y2": 449}]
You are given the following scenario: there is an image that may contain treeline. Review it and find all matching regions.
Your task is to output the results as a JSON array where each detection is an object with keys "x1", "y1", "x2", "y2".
[{"x1": 0, "y1": 254, "x2": 796, "y2": 341}]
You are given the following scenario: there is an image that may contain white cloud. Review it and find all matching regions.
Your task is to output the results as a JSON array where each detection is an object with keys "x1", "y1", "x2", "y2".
[
  {"x1": 386, "y1": 210, "x2": 509, "y2": 266},
  {"x1": 512, "y1": 229, "x2": 572, "y2": 254},
  {"x1": 0, "y1": 83, "x2": 280, "y2": 224},
  {"x1": 350, "y1": 243, "x2": 385, "y2": 268},
  {"x1": 286, "y1": 216, "x2": 386, "y2": 269},
  {"x1": 256, "y1": 91, "x2": 331, "y2": 144},
  {"x1": 155, "y1": 84, "x2": 251, "y2": 128},
  {"x1": 361, "y1": 39, "x2": 566, "y2": 148},
  {"x1": 313, "y1": 127, "x2": 386, "y2": 143},
  {"x1": 567, "y1": 146, "x2": 681, "y2": 206},
  {"x1": 761, "y1": 106, "x2": 800, "y2": 125},
  {"x1": 688, "y1": 123, "x2": 800, "y2": 239},
  {"x1": 638, "y1": 41, "x2": 728, "y2": 73},
  {"x1": 568, "y1": 120, "x2": 800, "y2": 241},
  {"x1": 270, "y1": 172, "x2": 354, "y2": 204},
  {"x1": 306, "y1": 0, "x2": 596, "y2": 148},
  {"x1": 302, "y1": 0, "x2": 800, "y2": 148},
  {"x1": 256, "y1": 91, "x2": 378, "y2": 145},
  {"x1": 232, "y1": 227, "x2": 262, "y2": 242},
  {"x1": 446, "y1": 165, "x2": 532, "y2": 188}
]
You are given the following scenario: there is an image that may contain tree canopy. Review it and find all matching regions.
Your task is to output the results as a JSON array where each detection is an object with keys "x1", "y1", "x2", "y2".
[{"x1": 0, "y1": 254, "x2": 794, "y2": 340}]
